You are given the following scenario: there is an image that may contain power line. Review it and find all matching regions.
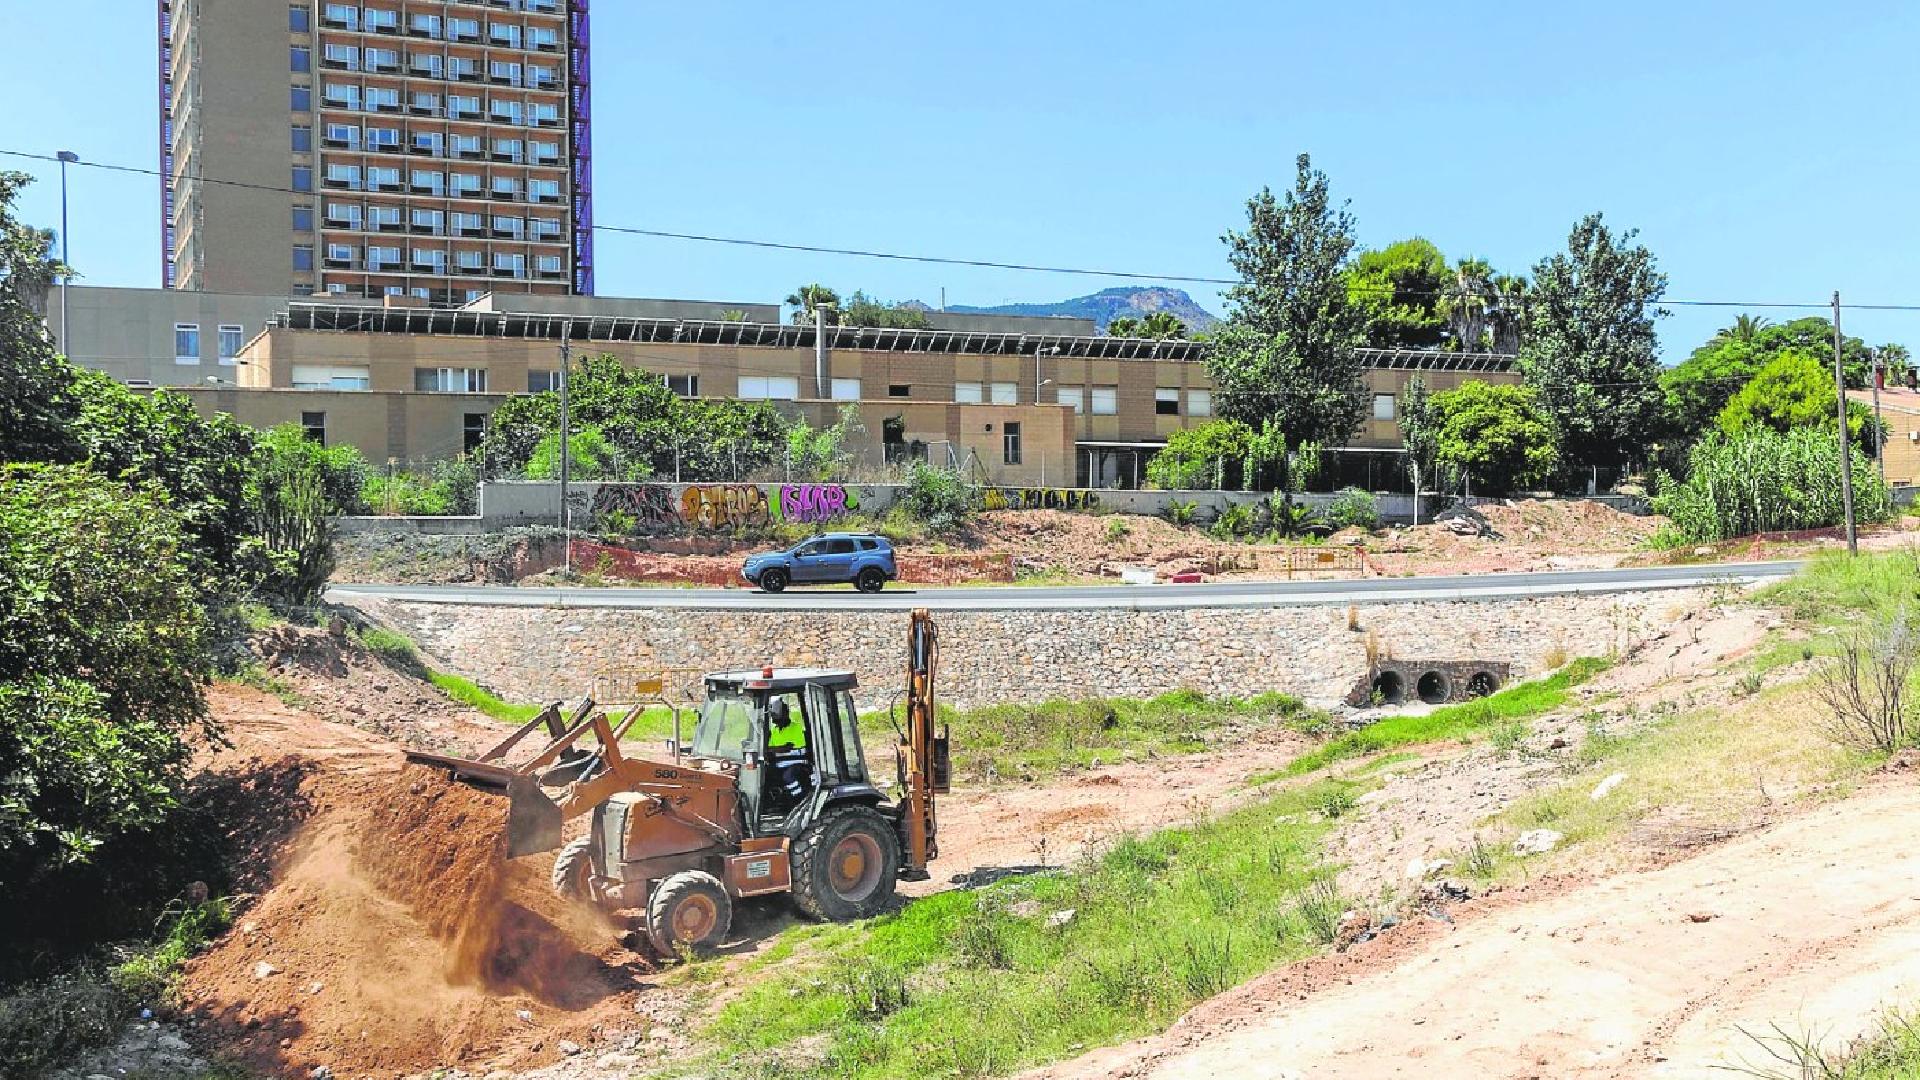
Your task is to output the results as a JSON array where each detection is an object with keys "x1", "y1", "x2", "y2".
[{"x1": 8, "y1": 146, "x2": 1917, "y2": 313}]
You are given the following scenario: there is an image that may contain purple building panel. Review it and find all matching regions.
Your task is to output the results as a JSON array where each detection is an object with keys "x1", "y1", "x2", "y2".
[
  {"x1": 568, "y1": 0, "x2": 594, "y2": 295},
  {"x1": 158, "y1": 0, "x2": 177, "y2": 288}
]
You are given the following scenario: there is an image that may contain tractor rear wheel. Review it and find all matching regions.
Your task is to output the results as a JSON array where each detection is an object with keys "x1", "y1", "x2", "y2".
[
  {"x1": 760, "y1": 568, "x2": 789, "y2": 593},
  {"x1": 551, "y1": 837, "x2": 597, "y2": 904},
  {"x1": 855, "y1": 567, "x2": 887, "y2": 593},
  {"x1": 646, "y1": 871, "x2": 733, "y2": 956},
  {"x1": 790, "y1": 806, "x2": 900, "y2": 922}
]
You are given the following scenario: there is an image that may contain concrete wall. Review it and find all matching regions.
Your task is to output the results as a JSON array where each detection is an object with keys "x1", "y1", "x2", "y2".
[
  {"x1": 349, "y1": 589, "x2": 1704, "y2": 709},
  {"x1": 52, "y1": 286, "x2": 290, "y2": 385},
  {"x1": 170, "y1": 385, "x2": 506, "y2": 463}
]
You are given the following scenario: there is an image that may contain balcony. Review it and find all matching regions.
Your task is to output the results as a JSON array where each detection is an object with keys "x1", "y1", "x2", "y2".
[
  {"x1": 489, "y1": 188, "x2": 520, "y2": 201},
  {"x1": 412, "y1": 261, "x2": 446, "y2": 274},
  {"x1": 455, "y1": 223, "x2": 486, "y2": 237},
  {"x1": 490, "y1": 226, "x2": 522, "y2": 239},
  {"x1": 538, "y1": 266, "x2": 566, "y2": 279},
  {"x1": 409, "y1": 221, "x2": 443, "y2": 234},
  {"x1": 371, "y1": 179, "x2": 404, "y2": 193},
  {"x1": 322, "y1": 135, "x2": 357, "y2": 149},
  {"x1": 322, "y1": 177, "x2": 362, "y2": 191},
  {"x1": 408, "y1": 100, "x2": 441, "y2": 117},
  {"x1": 490, "y1": 149, "x2": 522, "y2": 163},
  {"x1": 324, "y1": 255, "x2": 358, "y2": 269},
  {"x1": 372, "y1": 216, "x2": 406, "y2": 231},
  {"x1": 409, "y1": 142, "x2": 440, "y2": 156}
]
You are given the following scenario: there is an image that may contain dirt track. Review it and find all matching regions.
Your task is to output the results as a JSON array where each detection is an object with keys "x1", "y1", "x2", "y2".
[{"x1": 1032, "y1": 774, "x2": 1920, "y2": 1080}]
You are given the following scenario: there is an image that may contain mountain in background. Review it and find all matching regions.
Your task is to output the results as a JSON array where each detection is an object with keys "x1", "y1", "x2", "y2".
[{"x1": 946, "y1": 287, "x2": 1220, "y2": 334}]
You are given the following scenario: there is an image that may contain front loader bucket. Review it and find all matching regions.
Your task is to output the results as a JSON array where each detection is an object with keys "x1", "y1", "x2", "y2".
[{"x1": 405, "y1": 749, "x2": 565, "y2": 858}]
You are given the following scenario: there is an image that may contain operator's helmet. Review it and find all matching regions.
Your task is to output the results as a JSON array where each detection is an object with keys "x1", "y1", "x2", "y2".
[{"x1": 768, "y1": 698, "x2": 790, "y2": 726}]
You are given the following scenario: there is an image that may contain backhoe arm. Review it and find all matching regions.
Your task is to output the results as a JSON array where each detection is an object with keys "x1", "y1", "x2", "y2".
[{"x1": 900, "y1": 608, "x2": 949, "y2": 877}]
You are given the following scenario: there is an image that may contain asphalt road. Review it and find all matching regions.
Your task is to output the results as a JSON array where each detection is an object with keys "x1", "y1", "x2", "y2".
[{"x1": 327, "y1": 560, "x2": 1799, "y2": 612}]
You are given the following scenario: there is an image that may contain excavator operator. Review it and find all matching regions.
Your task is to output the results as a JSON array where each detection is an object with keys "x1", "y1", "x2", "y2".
[{"x1": 766, "y1": 697, "x2": 812, "y2": 813}]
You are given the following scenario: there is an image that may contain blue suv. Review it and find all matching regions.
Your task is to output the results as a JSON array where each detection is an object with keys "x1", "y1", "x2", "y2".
[{"x1": 743, "y1": 533, "x2": 897, "y2": 593}]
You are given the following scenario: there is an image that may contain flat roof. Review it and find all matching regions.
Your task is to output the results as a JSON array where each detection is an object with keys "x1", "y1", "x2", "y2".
[
  {"x1": 270, "y1": 301, "x2": 1519, "y2": 371},
  {"x1": 706, "y1": 668, "x2": 858, "y2": 691}
]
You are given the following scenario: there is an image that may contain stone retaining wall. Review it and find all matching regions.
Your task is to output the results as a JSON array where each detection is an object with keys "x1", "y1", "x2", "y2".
[{"x1": 347, "y1": 589, "x2": 1707, "y2": 710}]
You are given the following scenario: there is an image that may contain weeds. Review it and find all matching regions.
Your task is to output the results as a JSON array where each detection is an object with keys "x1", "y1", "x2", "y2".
[
  {"x1": 1734, "y1": 670, "x2": 1766, "y2": 699},
  {"x1": 1284, "y1": 658, "x2": 1609, "y2": 777},
  {"x1": 1489, "y1": 718, "x2": 1530, "y2": 758},
  {"x1": 108, "y1": 897, "x2": 233, "y2": 1004},
  {"x1": 1289, "y1": 879, "x2": 1346, "y2": 945},
  {"x1": 352, "y1": 625, "x2": 543, "y2": 724},
  {"x1": 1812, "y1": 604, "x2": 1919, "y2": 753},
  {"x1": 1461, "y1": 835, "x2": 1499, "y2": 880},
  {"x1": 1724, "y1": 1011, "x2": 1920, "y2": 1078},
  {"x1": 1104, "y1": 518, "x2": 1131, "y2": 543}
]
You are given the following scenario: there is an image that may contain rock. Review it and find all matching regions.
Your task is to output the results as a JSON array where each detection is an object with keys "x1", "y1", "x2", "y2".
[
  {"x1": 1421, "y1": 878, "x2": 1475, "y2": 902},
  {"x1": 1046, "y1": 908, "x2": 1077, "y2": 929},
  {"x1": 517, "y1": 1009, "x2": 535, "y2": 1023},
  {"x1": 253, "y1": 961, "x2": 281, "y2": 979},
  {"x1": 1007, "y1": 900, "x2": 1043, "y2": 918},
  {"x1": 1512, "y1": 829, "x2": 1563, "y2": 856},
  {"x1": 1693, "y1": 546, "x2": 1715, "y2": 557},
  {"x1": 1686, "y1": 911, "x2": 1718, "y2": 924},
  {"x1": 309, "y1": 1067, "x2": 332, "y2": 1080},
  {"x1": 1589, "y1": 772, "x2": 1627, "y2": 801},
  {"x1": 558, "y1": 1040, "x2": 583, "y2": 1055},
  {"x1": 1334, "y1": 909, "x2": 1373, "y2": 948},
  {"x1": 1404, "y1": 858, "x2": 1452, "y2": 881}
]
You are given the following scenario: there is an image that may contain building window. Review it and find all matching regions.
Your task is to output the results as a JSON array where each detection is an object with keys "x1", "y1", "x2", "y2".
[
  {"x1": 322, "y1": 3, "x2": 357, "y2": 30},
  {"x1": 301, "y1": 412, "x2": 326, "y2": 445},
  {"x1": 363, "y1": 8, "x2": 398, "y2": 34},
  {"x1": 527, "y1": 369, "x2": 563, "y2": 393},
  {"x1": 291, "y1": 124, "x2": 312, "y2": 152},
  {"x1": 366, "y1": 127, "x2": 401, "y2": 153},
  {"x1": 218, "y1": 325, "x2": 244, "y2": 364},
  {"x1": 292, "y1": 166, "x2": 313, "y2": 192},
  {"x1": 737, "y1": 376, "x2": 799, "y2": 401},
  {"x1": 415, "y1": 368, "x2": 489, "y2": 393},
  {"x1": 365, "y1": 87, "x2": 400, "y2": 112},
  {"x1": 409, "y1": 13, "x2": 442, "y2": 37},
  {"x1": 830, "y1": 378, "x2": 861, "y2": 401},
  {"x1": 954, "y1": 382, "x2": 983, "y2": 404},
  {"x1": 665, "y1": 373, "x2": 699, "y2": 397},
  {"x1": 1372, "y1": 393, "x2": 1396, "y2": 421},
  {"x1": 535, "y1": 254, "x2": 564, "y2": 276},
  {"x1": 293, "y1": 244, "x2": 314, "y2": 271},
  {"x1": 290, "y1": 45, "x2": 311, "y2": 73},
  {"x1": 1187, "y1": 389, "x2": 1213, "y2": 417},
  {"x1": 888, "y1": 384, "x2": 910, "y2": 398},
  {"x1": 1003, "y1": 422, "x2": 1023, "y2": 466},
  {"x1": 1056, "y1": 385, "x2": 1084, "y2": 413},
  {"x1": 1090, "y1": 386, "x2": 1118, "y2": 416},
  {"x1": 324, "y1": 122, "x2": 358, "y2": 148},
  {"x1": 290, "y1": 6, "x2": 309, "y2": 32},
  {"x1": 990, "y1": 382, "x2": 1018, "y2": 405},
  {"x1": 366, "y1": 202, "x2": 402, "y2": 228},
  {"x1": 291, "y1": 85, "x2": 311, "y2": 111},
  {"x1": 173, "y1": 323, "x2": 200, "y2": 364},
  {"x1": 1155, "y1": 388, "x2": 1180, "y2": 416},
  {"x1": 463, "y1": 413, "x2": 487, "y2": 453},
  {"x1": 292, "y1": 206, "x2": 314, "y2": 232}
]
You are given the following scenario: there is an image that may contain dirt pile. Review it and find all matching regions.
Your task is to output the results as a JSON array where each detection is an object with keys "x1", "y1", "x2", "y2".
[
  {"x1": 177, "y1": 726, "x2": 652, "y2": 1078},
  {"x1": 251, "y1": 623, "x2": 503, "y2": 754}
]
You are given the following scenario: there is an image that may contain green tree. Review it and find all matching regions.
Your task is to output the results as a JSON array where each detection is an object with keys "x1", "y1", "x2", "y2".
[
  {"x1": 785, "y1": 403, "x2": 866, "y2": 480},
  {"x1": 1138, "y1": 311, "x2": 1189, "y2": 339},
  {"x1": 1517, "y1": 213, "x2": 1668, "y2": 471},
  {"x1": 1489, "y1": 273, "x2": 1529, "y2": 354},
  {"x1": 785, "y1": 283, "x2": 841, "y2": 324},
  {"x1": 1347, "y1": 237, "x2": 1449, "y2": 348},
  {"x1": 484, "y1": 355, "x2": 788, "y2": 480},
  {"x1": 1660, "y1": 316, "x2": 1875, "y2": 439},
  {"x1": 0, "y1": 172, "x2": 76, "y2": 464},
  {"x1": 1106, "y1": 316, "x2": 1142, "y2": 337},
  {"x1": 1145, "y1": 419, "x2": 1255, "y2": 490},
  {"x1": 257, "y1": 422, "x2": 368, "y2": 514},
  {"x1": 525, "y1": 424, "x2": 631, "y2": 480},
  {"x1": 1439, "y1": 258, "x2": 1496, "y2": 352},
  {"x1": 0, "y1": 464, "x2": 213, "y2": 884},
  {"x1": 1715, "y1": 349, "x2": 1880, "y2": 447},
  {"x1": 1399, "y1": 375, "x2": 1440, "y2": 513},
  {"x1": 840, "y1": 291, "x2": 930, "y2": 329},
  {"x1": 1430, "y1": 381, "x2": 1560, "y2": 495},
  {"x1": 244, "y1": 446, "x2": 336, "y2": 605},
  {"x1": 1205, "y1": 154, "x2": 1368, "y2": 524}
]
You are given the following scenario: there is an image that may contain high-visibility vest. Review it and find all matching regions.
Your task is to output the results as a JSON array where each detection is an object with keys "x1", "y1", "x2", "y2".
[{"x1": 769, "y1": 714, "x2": 805, "y2": 749}]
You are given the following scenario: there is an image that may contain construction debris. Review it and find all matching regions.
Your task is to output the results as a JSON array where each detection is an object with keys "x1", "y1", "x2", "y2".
[{"x1": 1512, "y1": 829, "x2": 1564, "y2": 856}]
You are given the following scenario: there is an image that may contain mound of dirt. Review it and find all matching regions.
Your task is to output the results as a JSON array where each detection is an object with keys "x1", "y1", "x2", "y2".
[
  {"x1": 251, "y1": 623, "x2": 504, "y2": 755},
  {"x1": 177, "y1": 715, "x2": 654, "y2": 1078}
]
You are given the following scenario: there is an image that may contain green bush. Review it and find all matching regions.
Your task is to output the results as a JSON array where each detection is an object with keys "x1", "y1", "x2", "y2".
[
  {"x1": 902, "y1": 461, "x2": 973, "y2": 532},
  {"x1": 1165, "y1": 500, "x2": 1198, "y2": 527},
  {"x1": 243, "y1": 443, "x2": 335, "y2": 604},
  {"x1": 1146, "y1": 420, "x2": 1254, "y2": 490},
  {"x1": 0, "y1": 465, "x2": 213, "y2": 889},
  {"x1": 361, "y1": 457, "x2": 481, "y2": 517},
  {"x1": 256, "y1": 423, "x2": 368, "y2": 514},
  {"x1": 1210, "y1": 502, "x2": 1255, "y2": 539},
  {"x1": 1653, "y1": 427, "x2": 1893, "y2": 542},
  {"x1": 1323, "y1": 487, "x2": 1379, "y2": 531}
]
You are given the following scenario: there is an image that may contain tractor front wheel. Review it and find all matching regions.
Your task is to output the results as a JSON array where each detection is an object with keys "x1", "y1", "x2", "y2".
[
  {"x1": 646, "y1": 871, "x2": 733, "y2": 956},
  {"x1": 790, "y1": 806, "x2": 900, "y2": 922},
  {"x1": 551, "y1": 837, "x2": 598, "y2": 904}
]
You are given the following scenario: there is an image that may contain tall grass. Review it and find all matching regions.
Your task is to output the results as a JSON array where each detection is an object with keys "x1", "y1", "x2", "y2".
[
  {"x1": 1275, "y1": 658, "x2": 1610, "y2": 778},
  {"x1": 1757, "y1": 548, "x2": 1920, "y2": 626},
  {"x1": 686, "y1": 778, "x2": 1358, "y2": 1079},
  {"x1": 353, "y1": 625, "x2": 543, "y2": 724},
  {"x1": 940, "y1": 690, "x2": 1322, "y2": 782}
]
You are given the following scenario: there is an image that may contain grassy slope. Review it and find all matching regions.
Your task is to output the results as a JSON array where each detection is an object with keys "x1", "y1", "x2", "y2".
[
  {"x1": 675, "y1": 777, "x2": 1363, "y2": 1080},
  {"x1": 1270, "y1": 657, "x2": 1610, "y2": 779}
]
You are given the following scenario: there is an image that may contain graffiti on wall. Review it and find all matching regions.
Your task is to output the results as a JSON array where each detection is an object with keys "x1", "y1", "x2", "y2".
[
  {"x1": 979, "y1": 487, "x2": 1100, "y2": 513},
  {"x1": 589, "y1": 483, "x2": 862, "y2": 532}
]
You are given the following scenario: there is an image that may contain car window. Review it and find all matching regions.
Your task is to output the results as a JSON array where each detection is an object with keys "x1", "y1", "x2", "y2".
[
  {"x1": 793, "y1": 542, "x2": 821, "y2": 557},
  {"x1": 858, "y1": 539, "x2": 877, "y2": 551},
  {"x1": 824, "y1": 539, "x2": 856, "y2": 555}
]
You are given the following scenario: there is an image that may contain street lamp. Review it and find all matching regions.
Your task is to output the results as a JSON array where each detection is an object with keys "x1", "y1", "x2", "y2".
[{"x1": 56, "y1": 150, "x2": 78, "y2": 349}]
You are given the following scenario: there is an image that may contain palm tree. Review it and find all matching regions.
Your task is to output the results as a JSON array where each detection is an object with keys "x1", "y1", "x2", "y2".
[
  {"x1": 1440, "y1": 258, "x2": 1495, "y2": 352},
  {"x1": 1139, "y1": 311, "x2": 1188, "y2": 339},
  {"x1": 1489, "y1": 273, "x2": 1529, "y2": 354},
  {"x1": 784, "y1": 283, "x2": 841, "y2": 325},
  {"x1": 1106, "y1": 315, "x2": 1143, "y2": 337},
  {"x1": 1712, "y1": 314, "x2": 1771, "y2": 344}
]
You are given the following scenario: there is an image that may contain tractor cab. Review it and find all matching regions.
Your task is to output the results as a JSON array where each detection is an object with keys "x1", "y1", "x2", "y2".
[{"x1": 692, "y1": 667, "x2": 883, "y2": 837}]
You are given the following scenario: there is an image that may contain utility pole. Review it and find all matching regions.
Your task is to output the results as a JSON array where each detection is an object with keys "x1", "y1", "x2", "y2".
[
  {"x1": 814, "y1": 302, "x2": 832, "y2": 399},
  {"x1": 1833, "y1": 292, "x2": 1858, "y2": 555},
  {"x1": 558, "y1": 331, "x2": 573, "y2": 574},
  {"x1": 56, "y1": 150, "x2": 78, "y2": 349}
]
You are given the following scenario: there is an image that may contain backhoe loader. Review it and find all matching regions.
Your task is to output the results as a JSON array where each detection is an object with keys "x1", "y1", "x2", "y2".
[{"x1": 406, "y1": 609, "x2": 950, "y2": 954}]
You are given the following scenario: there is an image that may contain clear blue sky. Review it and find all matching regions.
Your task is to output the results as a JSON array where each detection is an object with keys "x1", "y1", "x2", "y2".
[{"x1": 5, "y1": 1, "x2": 1918, "y2": 359}]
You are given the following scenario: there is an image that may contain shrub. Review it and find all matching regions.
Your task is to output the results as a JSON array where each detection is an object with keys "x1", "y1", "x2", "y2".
[
  {"x1": 1104, "y1": 517, "x2": 1130, "y2": 543},
  {"x1": 1146, "y1": 420, "x2": 1255, "y2": 490},
  {"x1": 0, "y1": 969, "x2": 127, "y2": 1077},
  {"x1": 1323, "y1": 487, "x2": 1379, "y2": 531},
  {"x1": 902, "y1": 461, "x2": 972, "y2": 532},
  {"x1": 1209, "y1": 502, "x2": 1255, "y2": 539},
  {"x1": 243, "y1": 444, "x2": 335, "y2": 604},
  {"x1": 1165, "y1": 500, "x2": 1198, "y2": 527},
  {"x1": 1653, "y1": 427, "x2": 1893, "y2": 542},
  {"x1": 256, "y1": 423, "x2": 368, "y2": 514},
  {"x1": 1430, "y1": 381, "x2": 1560, "y2": 495},
  {"x1": 1813, "y1": 604, "x2": 1919, "y2": 753},
  {"x1": 0, "y1": 465, "x2": 213, "y2": 890}
]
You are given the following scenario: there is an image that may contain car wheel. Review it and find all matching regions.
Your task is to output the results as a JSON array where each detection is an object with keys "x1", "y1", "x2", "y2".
[
  {"x1": 760, "y1": 568, "x2": 789, "y2": 593},
  {"x1": 855, "y1": 567, "x2": 887, "y2": 593}
]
